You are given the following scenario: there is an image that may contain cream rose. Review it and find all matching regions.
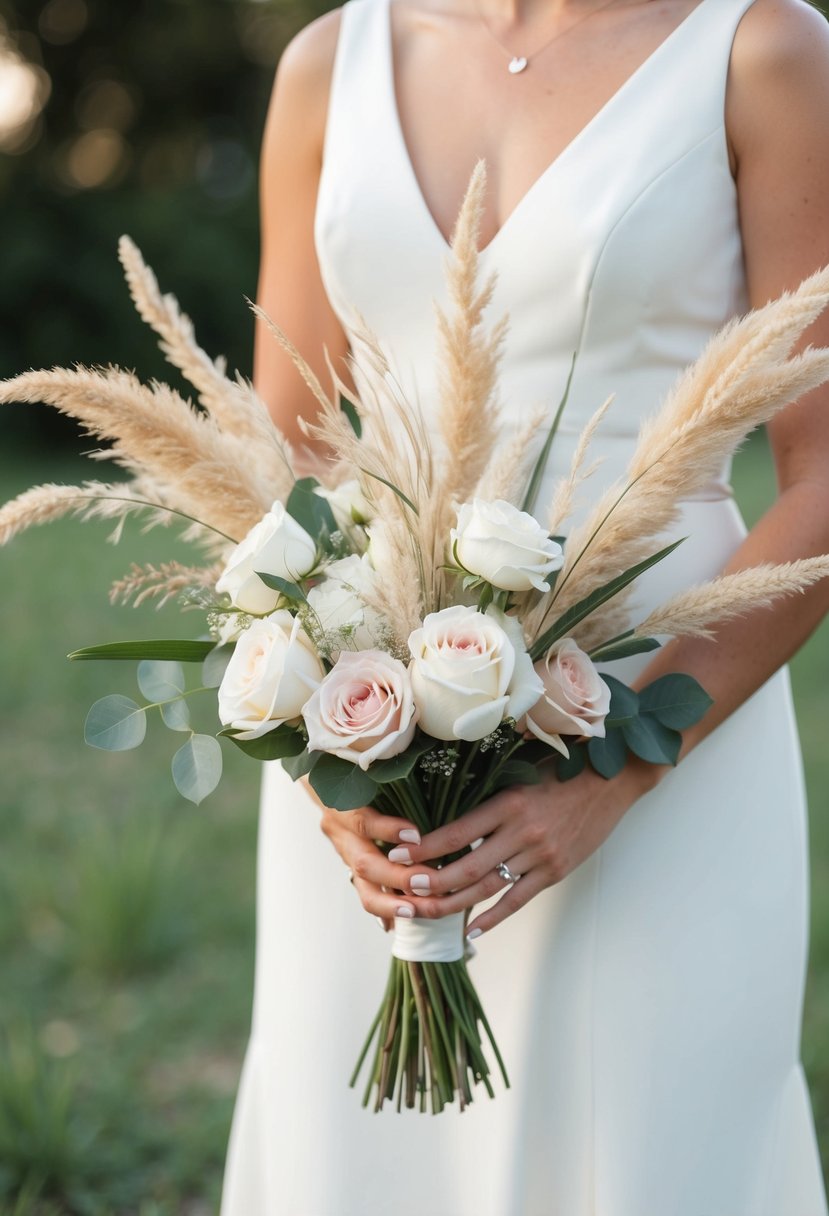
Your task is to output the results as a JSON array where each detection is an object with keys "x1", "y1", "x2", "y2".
[
  {"x1": 216, "y1": 502, "x2": 317, "y2": 615},
  {"x1": 525, "y1": 638, "x2": 611, "y2": 754},
  {"x1": 306, "y1": 555, "x2": 384, "y2": 656},
  {"x1": 303, "y1": 650, "x2": 418, "y2": 769},
  {"x1": 407, "y1": 605, "x2": 544, "y2": 742},
  {"x1": 451, "y1": 498, "x2": 564, "y2": 593},
  {"x1": 218, "y1": 611, "x2": 324, "y2": 740}
]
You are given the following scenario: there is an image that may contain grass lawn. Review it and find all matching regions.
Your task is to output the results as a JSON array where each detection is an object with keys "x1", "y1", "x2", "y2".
[{"x1": 0, "y1": 434, "x2": 827, "y2": 1213}]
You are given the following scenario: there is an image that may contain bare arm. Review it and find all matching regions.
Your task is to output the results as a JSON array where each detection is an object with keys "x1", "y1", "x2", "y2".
[{"x1": 254, "y1": 9, "x2": 351, "y2": 458}]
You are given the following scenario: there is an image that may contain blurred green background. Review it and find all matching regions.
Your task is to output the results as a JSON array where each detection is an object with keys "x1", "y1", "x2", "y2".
[{"x1": 0, "y1": 1, "x2": 828, "y2": 1212}]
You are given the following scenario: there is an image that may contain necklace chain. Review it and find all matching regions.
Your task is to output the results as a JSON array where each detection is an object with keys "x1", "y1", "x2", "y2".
[{"x1": 472, "y1": 0, "x2": 622, "y2": 73}]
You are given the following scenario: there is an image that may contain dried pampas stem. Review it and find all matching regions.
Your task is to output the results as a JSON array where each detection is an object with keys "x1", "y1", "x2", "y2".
[
  {"x1": 110, "y1": 560, "x2": 225, "y2": 608},
  {"x1": 632, "y1": 556, "x2": 829, "y2": 640}
]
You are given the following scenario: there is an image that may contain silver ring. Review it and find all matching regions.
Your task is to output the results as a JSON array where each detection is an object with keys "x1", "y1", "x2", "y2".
[{"x1": 496, "y1": 861, "x2": 521, "y2": 884}]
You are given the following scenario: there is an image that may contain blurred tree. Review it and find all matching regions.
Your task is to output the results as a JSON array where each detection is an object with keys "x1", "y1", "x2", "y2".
[{"x1": 0, "y1": 0, "x2": 333, "y2": 449}]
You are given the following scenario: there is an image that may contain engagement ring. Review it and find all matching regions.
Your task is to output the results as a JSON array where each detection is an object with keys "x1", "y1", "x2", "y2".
[{"x1": 496, "y1": 861, "x2": 521, "y2": 884}]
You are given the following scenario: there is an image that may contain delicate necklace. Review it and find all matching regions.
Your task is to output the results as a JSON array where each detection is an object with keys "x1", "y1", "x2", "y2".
[{"x1": 473, "y1": 0, "x2": 622, "y2": 75}]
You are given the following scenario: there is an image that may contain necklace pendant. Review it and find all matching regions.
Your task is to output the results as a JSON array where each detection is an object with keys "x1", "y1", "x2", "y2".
[{"x1": 508, "y1": 55, "x2": 528, "y2": 74}]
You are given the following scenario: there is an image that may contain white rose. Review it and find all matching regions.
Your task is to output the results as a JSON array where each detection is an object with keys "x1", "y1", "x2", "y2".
[
  {"x1": 451, "y1": 498, "x2": 564, "y2": 593},
  {"x1": 218, "y1": 611, "x2": 324, "y2": 740},
  {"x1": 407, "y1": 605, "x2": 543, "y2": 742},
  {"x1": 216, "y1": 502, "x2": 317, "y2": 615},
  {"x1": 303, "y1": 650, "x2": 418, "y2": 770},
  {"x1": 314, "y1": 479, "x2": 373, "y2": 531},
  {"x1": 525, "y1": 639, "x2": 611, "y2": 755},
  {"x1": 307, "y1": 555, "x2": 384, "y2": 656}
]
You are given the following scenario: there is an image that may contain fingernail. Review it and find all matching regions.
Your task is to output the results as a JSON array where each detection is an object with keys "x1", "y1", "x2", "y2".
[
  {"x1": 395, "y1": 905, "x2": 415, "y2": 918},
  {"x1": 470, "y1": 837, "x2": 484, "y2": 850},
  {"x1": 388, "y1": 846, "x2": 412, "y2": 864},
  {"x1": 376, "y1": 917, "x2": 387, "y2": 931},
  {"x1": 410, "y1": 874, "x2": 431, "y2": 894},
  {"x1": 399, "y1": 829, "x2": 421, "y2": 844},
  {"x1": 466, "y1": 927, "x2": 483, "y2": 941}
]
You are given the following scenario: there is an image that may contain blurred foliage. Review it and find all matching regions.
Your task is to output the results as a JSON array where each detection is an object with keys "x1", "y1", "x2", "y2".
[{"x1": 0, "y1": 0, "x2": 334, "y2": 449}]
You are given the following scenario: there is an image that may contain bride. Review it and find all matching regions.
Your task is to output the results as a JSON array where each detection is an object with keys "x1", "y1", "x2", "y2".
[{"x1": 221, "y1": 0, "x2": 829, "y2": 1212}]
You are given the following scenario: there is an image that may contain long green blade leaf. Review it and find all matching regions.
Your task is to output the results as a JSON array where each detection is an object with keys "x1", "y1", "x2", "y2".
[
  {"x1": 359, "y1": 468, "x2": 419, "y2": 515},
  {"x1": 69, "y1": 640, "x2": 216, "y2": 663},
  {"x1": 521, "y1": 350, "x2": 576, "y2": 514},
  {"x1": 529, "y1": 538, "x2": 685, "y2": 659}
]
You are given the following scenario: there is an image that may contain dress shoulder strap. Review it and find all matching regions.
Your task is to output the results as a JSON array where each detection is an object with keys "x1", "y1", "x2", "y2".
[{"x1": 320, "y1": 0, "x2": 387, "y2": 175}]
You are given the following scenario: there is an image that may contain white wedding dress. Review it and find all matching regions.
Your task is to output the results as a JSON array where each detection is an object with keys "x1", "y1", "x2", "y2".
[{"x1": 220, "y1": 0, "x2": 828, "y2": 1211}]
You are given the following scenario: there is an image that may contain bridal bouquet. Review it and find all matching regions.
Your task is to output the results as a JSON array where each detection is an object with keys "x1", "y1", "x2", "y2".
[{"x1": 3, "y1": 164, "x2": 829, "y2": 1113}]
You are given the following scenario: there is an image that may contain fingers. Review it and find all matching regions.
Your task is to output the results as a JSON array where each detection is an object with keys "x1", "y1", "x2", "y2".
[
  {"x1": 344, "y1": 805, "x2": 422, "y2": 848},
  {"x1": 405, "y1": 799, "x2": 505, "y2": 864},
  {"x1": 465, "y1": 870, "x2": 546, "y2": 939},
  {"x1": 350, "y1": 872, "x2": 415, "y2": 923}
]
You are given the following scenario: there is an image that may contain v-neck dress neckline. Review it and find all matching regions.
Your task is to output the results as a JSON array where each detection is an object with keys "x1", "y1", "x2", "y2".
[{"x1": 384, "y1": 0, "x2": 714, "y2": 256}]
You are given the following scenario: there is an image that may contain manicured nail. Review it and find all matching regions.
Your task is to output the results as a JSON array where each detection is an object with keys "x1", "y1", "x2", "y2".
[
  {"x1": 399, "y1": 829, "x2": 421, "y2": 844},
  {"x1": 396, "y1": 905, "x2": 415, "y2": 918},
  {"x1": 376, "y1": 917, "x2": 388, "y2": 931},
  {"x1": 470, "y1": 837, "x2": 484, "y2": 850},
  {"x1": 410, "y1": 874, "x2": 431, "y2": 894},
  {"x1": 466, "y1": 927, "x2": 483, "y2": 941},
  {"x1": 388, "y1": 846, "x2": 412, "y2": 864}
]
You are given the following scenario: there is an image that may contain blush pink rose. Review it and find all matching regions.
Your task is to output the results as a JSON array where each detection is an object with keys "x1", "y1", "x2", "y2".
[
  {"x1": 525, "y1": 638, "x2": 610, "y2": 755},
  {"x1": 302, "y1": 650, "x2": 418, "y2": 770}
]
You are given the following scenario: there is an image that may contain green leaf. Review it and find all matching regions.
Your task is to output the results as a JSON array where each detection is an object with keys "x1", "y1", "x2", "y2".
[
  {"x1": 556, "y1": 743, "x2": 587, "y2": 781},
  {"x1": 220, "y1": 724, "x2": 305, "y2": 760},
  {"x1": 202, "y1": 644, "x2": 234, "y2": 689},
  {"x1": 638, "y1": 674, "x2": 714, "y2": 730},
  {"x1": 521, "y1": 351, "x2": 577, "y2": 514},
  {"x1": 490, "y1": 759, "x2": 542, "y2": 790},
  {"x1": 621, "y1": 714, "x2": 682, "y2": 766},
  {"x1": 587, "y1": 729, "x2": 628, "y2": 779},
  {"x1": 281, "y1": 749, "x2": 321, "y2": 781},
  {"x1": 171, "y1": 734, "x2": 223, "y2": 805},
  {"x1": 359, "y1": 468, "x2": 419, "y2": 515},
  {"x1": 137, "y1": 660, "x2": 185, "y2": 702},
  {"x1": 476, "y1": 583, "x2": 495, "y2": 613},
  {"x1": 161, "y1": 698, "x2": 191, "y2": 732},
  {"x1": 601, "y1": 675, "x2": 640, "y2": 727},
  {"x1": 255, "y1": 572, "x2": 306, "y2": 602},
  {"x1": 286, "y1": 477, "x2": 338, "y2": 538},
  {"x1": 308, "y1": 754, "x2": 378, "y2": 810},
  {"x1": 340, "y1": 394, "x2": 362, "y2": 437},
  {"x1": 589, "y1": 635, "x2": 662, "y2": 664},
  {"x1": 529, "y1": 538, "x2": 685, "y2": 660},
  {"x1": 69, "y1": 640, "x2": 216, "y2": 663},
  {"x1": 370, "y1": 738, "x2": 433, "y2": 784},
  {"x1": 84, "y1": 695, "x2": 147, "y2": 751}
]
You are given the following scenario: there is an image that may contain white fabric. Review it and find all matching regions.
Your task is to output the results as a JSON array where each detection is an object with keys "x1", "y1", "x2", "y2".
[
  {"x1": 391, "y1": 911, "x2": 466, "y2": 961},
  {"x1": 221, "y1": 0, "x2": 828, "y2": 1212}
]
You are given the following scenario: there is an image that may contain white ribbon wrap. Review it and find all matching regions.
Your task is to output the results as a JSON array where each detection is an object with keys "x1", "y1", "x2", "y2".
[{"x1": 391, "y1": 912, "x2": 466, "y2": 962}]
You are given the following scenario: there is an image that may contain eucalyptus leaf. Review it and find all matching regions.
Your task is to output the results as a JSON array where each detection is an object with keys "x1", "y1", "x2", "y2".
[
  {"x1": 84, "y1": 695, "x2": 147, "y2": 752},
  {"x1": 638, "y1": 674, "x2": 714, "y2": 730},
  {"x1": 589, "y1": 635, "x2": 662, "y2": 664},
  {"x1": 202, "y1": 644, "x2": 234, "y2": 689},
  {"x1": 220, "y1": 725, "x2": 306, "y2": 761},
  {"x1": 621, "y1": 714, "x2": 682, "y2": 766},
  {"x1": 556, "y1": 743, "x2": 587, "y2": 782},
  {"x1": 529, "y1": 538, "x2": 685, "y2": 660},
  {"x1": 161, "y1": 698, "x2": 191, "y2": 732},
  {"x1": 286, "y1": 476, "x2": 338, "y2": 538},
  {"x1": 308, "y1": 754, "x2": 378, "y2": 811},
  {"x1": 371, "y1": 738, "x2": 435, "y2": 784},
  {"x1": 490, "y1": 759, "x2": 542, "y2": 790},
  {"x1": 138, "y1": 660, "x2": 185, "y2": 703},
  {"x1": 601, "y1": 675, "x2": 640, "y2": 728},
  {"x1": 171, "y1": 734, "x2": 223, "y2": 805},
  {"x1": 282, "y1": 749, "x2": 321, "y2": 781},
  {"x1": 587, "y1": 729, "x2": 627, "y2": 779},
  {"x1": 70, "y1": 640, "x2": 215, "y2": 663}
]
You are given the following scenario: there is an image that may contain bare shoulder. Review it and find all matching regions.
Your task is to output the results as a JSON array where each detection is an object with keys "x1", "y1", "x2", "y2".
[
  {"x1": 262, "y1": 6, "x2": 344, "y2": 164},
  {"x1": 728, "y1": 0, "x2": 829, "y2": 163}
]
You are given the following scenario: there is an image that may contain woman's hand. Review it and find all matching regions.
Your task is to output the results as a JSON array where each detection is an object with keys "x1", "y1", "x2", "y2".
[
  {"x1": 302, "y1": 777, "x2": 422, "y2": 928},
  {"x1": 392, "y1": 759, "x2": 662, "y2": 939}
]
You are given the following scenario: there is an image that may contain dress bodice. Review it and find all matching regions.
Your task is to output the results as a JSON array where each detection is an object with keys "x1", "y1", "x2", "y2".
[{"x1": 314, "y1": 0, "x2": 757, "y2": 505}]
